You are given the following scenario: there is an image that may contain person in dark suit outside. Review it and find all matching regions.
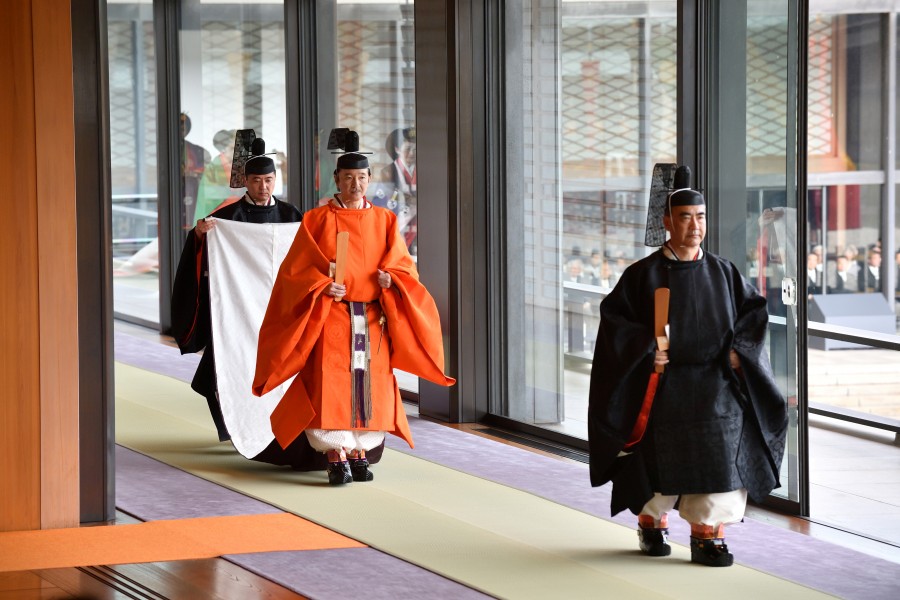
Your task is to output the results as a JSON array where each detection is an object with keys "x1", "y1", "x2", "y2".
[{"x1": 858, "y1": 245, "x2": 882, "y2": 293}]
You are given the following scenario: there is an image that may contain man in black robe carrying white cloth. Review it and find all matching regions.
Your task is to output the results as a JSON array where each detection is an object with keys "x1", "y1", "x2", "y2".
[
  {"x1": 587, "y1": 165, "x2": 787, "y2": 567},
  {"x1": 171, "y1": 133, "x2": 302, "y2": 449}
]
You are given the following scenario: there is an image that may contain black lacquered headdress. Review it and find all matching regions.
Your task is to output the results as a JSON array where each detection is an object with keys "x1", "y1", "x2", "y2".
[
  {"x1": 328, "y1": 128, "x2": 372, "y2": 170},
  {"x1": 229, "y1": 129, "x2": 276, "y2": 187},
  {"x1": 644, "y1": 164, "x2": 703, "y2": 247}
]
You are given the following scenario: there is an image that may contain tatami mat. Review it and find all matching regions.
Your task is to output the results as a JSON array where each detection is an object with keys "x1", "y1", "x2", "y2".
[{"x1": 115, "y1": 362, "x2": 834, "y2": 599}]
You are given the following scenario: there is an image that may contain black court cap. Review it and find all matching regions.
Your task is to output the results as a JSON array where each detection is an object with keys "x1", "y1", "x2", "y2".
[
  {"x1": 244, "y1": 137, "x2": 275, "y2": 175},
  {"x1": 336, "y1": 152, "x2": 370, "y2": 170},
  {"x1": 668, "y1": 166, "x2": 704, "y2": 207},
  {"x1": 328, "y1": 128, "x2": 371, "y2": 170},
  {"x1": 669, "y1": 188, "x2": 704, "y2": 207}
]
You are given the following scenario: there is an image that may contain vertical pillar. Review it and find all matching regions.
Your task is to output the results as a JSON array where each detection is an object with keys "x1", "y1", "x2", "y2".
[{"x1": 0, "y1": 0, "x2": 80, "y2": 531}]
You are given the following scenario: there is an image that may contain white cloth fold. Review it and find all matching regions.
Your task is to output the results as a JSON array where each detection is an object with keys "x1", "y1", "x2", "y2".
[{"x1": 207, "y1": 219, "x2": 302, "y2": 457}]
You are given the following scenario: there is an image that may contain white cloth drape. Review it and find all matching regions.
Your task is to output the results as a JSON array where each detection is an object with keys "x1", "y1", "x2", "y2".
[{"x1": 207, "y1": 219, "x2": 301, "y2": 457}]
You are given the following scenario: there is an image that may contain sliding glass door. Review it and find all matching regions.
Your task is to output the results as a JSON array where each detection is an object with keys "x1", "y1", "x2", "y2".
[
  {"x1": 706, "y1": 0, "x2": 804, "y2": 512},
  {"x1": 498, "y1": 0, "x2": 678, "y2": 439}
]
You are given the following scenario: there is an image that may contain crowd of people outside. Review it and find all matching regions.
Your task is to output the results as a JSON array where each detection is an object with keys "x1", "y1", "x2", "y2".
[
  {"x1": 564, "y1": 234, "x2": 900, "y2": 355},
  {"x1": 801, "y1": 241, "x2": 900, "y2": 298},
  {"x1": 562, "y1": 246, "x2": 626, "y2": 354}
]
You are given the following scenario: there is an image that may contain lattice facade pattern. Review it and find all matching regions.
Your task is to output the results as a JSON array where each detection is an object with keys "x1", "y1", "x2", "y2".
[
  {"x1": 746, "y1": 16, "x2": 789, "y2": 161},
  {"x1": 559, "y1": 17, "x2": 677, "y2": 175},
  {"x1": 109, "y1": 19, "x2": 157, "y2": 195},
  {"x1": 556, "y1": 15, "x2": 678, "y2": 274},
  {"x1": 108, "y1": 21, "x2": 137, "y2": 187},
  {"x1": 650, "y1": 21, "x2": 678, "y2": 163},
  {"x1": 335, "y1": 15, "x2": 416, "y2": 171},
  {"x1": 807, "y1": 15, "x2": 834, "y2": 158},
  {"x1": 197, "y1": 20, "x2": 287, "y2": 167},
  {"x1": 561, "y1": 18, "x2": 641, "y2": 167},
  {"x1": 518, "y1": 5, "x2": 679, "y2": 322}
]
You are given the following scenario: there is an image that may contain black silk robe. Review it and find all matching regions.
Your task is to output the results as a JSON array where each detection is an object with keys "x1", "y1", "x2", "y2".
[
  {"x1": 587, "y1": 250, "x2": 788, "y2": 516},
  {"x1": 171, "y1": 196, "x2": 304, "y2": 391}
]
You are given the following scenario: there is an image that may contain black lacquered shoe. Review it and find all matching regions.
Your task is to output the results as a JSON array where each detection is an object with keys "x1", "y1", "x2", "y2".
[
  {"x1": 690, "y1": 537, "x2": 734, "y2": 567},
  {"x1": 349, "y1": 457, "x2": 374, "y2": 482},
  {"x1": 638, "y1": 527, "x2": 671, "y2": 556},
  {"x1": 327, "y1": 461, "x2": 352, "y2": 485}
]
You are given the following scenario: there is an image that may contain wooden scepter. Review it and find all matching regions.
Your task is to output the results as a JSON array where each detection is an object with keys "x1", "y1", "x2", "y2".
[
  {"x1": 333, "y1": 231, "x2": 349, "y2": 301},
  {"x1": 624, "y1": 287, "x2": 670, "y2": 449}
]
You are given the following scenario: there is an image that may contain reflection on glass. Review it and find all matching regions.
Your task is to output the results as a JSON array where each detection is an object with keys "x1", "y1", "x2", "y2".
[
  {"x1": 808, "y1": 13, "x2": 883, "y2": 175},
  {"x1": 710, "y1": 1, "x2": 801, "y2": 503},
  {"x1": 179, "y1": 0, "x2": 288, "y2": 235},
  {"x1": 756, "y1": 2, "x2": 800, "y2": 505},
  {"x1": 316, "y1": 1, "x2": 418, "y2": 393},
  {"x1": 316, "y1": 1, "x2": 418, "y2": 258},
  {"x1": 501, "y1": 1, "x2": 677, "y2": 439},
  {"x1": 108, "y1": 0, "x2": 160, "y2": 324},
  {"x1": 806, "y1": 9, "x2": 900, "y2": 547}
]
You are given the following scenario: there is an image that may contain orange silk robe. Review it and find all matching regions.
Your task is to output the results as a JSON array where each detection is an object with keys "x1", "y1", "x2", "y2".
[{"x1": 252, "y1": 201, "x2": 455, "y2": 450}]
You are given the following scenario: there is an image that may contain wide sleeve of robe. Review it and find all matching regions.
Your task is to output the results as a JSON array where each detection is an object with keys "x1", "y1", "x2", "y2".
[
  {"x1": 378, "y1": 216, "x2": 456, "y2": 387},
  {"x1": 726, "y1": 260, "x2": 788, "y2": 499},
  {"x1": 252, "y1": 207, "x2": 454, "y2": 398},
  {"x1": 170, "y1": 230, "x2": 210, "y2": 355},
  {"x1": 587, "y1": 259, "x2": 658, "y2": 487}
]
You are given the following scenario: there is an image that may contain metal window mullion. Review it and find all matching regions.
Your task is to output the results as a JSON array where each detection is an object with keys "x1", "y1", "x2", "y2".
[
  {"x1": 285, "y1": 0, "x2": 317, "y2": 210},
  {"x1": 486, "y1": 0, "x2": 506, "y2": 420},
  {"x1": 639, "y1": 16, "x2": 651, "y2": 178},
  {"x1": 154, "y1": 0, "x2": 182, "y2": 333},
  {"x1": 133, "y1": 18, "x2": 146, "y2": 193},
  {"x1": 794, "y1": 0, "x2": 811, "y2": 519},
  {"x1": 884, "y1": 12, "x2": 897, "y2": 308}
]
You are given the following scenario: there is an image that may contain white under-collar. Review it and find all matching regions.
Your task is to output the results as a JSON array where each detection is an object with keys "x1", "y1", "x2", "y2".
[
  {"x1": 244, "y1": 193, "x2": 274, "y2": 206},
  {"x1": 662, "y1": 244, "x2": 703, "y2": 262}
]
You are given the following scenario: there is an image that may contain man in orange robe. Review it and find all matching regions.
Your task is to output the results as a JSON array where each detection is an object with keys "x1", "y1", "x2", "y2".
[{"x1": 253, "y1": 141, "x2": 454, "y2": 485}]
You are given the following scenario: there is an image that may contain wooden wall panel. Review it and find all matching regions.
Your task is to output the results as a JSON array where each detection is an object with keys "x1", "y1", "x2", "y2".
[
  {"x1": 0, "y1": 0, "x2": 42, "y2": 532},
  {"x1": 33, "y1": 0, "x2": 80, "y2": 529},
  {"x1": 0, "y1": 0, "x2": 80, "y2": 531}
]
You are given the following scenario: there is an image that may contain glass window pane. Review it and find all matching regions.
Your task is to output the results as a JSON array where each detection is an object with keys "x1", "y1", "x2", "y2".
[
  {"x1": 808, "y1": 13, "x2": 883, "y2": 174},
  {"x1": 808, "y1": 7, "x2": 897, "y2": 545},
  {"x1": 895, "y1": 183, "x2": 900, "y2": 302},
  {"x1": 501, "y1": 1, "x2": 677, "y2": 439},
  {"x1": 108, "y1": 1, "x2": 160, "y2": 324},
  {"x1": 316, "y1": 1, "x2": 418, "y2": 260},
  {"x1": 316, "y1": 1, "x2": 418, "y2": 393},
  {"x1": 808, "y1": 184, "x2": 883, "y2": 300},
  {"x1": 179, "y1": 0, "x2": 288, "y2": 231},
  {"x1": 711, "y1": 1, "x2": 802, "y2": 505}
]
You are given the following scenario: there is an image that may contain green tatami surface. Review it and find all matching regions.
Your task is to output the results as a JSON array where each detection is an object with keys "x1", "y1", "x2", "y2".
[{"x1": 116, "y1": 362, "x2": 833, "y2": 599}]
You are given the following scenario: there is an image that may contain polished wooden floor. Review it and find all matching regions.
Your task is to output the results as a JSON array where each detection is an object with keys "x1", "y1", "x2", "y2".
[{"x1": 0, "y1": 512, "x2": 309, "y2": 600}]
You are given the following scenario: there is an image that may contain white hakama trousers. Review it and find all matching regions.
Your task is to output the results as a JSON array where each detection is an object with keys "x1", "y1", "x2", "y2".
[
  {"x1": 640, "y1": 489, "x2": 748, "y2": 528},
  {"x1": 305, "y1": 429, "x2": 386, "y2": 453}
]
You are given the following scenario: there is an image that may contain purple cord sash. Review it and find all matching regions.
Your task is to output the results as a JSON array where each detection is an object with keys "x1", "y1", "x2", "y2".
[{"x1": 349, "y1": 301, "x2": 372, "y2": 427}]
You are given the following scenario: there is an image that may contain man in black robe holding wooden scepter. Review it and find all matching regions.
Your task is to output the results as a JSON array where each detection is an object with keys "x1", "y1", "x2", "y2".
[{"x1": 587, "y1": 165, "x2": 787, "y2": 567}]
